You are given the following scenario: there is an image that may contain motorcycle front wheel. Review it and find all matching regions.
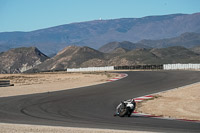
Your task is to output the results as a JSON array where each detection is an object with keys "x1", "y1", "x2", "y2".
[{"x1": 118, "y1": 105, "x2": 128, "y2": 117}]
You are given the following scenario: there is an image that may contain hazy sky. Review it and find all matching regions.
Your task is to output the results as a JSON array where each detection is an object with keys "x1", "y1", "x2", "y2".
[{"x1": 1, "y1": 0, "x2": 200, "y2": 32}]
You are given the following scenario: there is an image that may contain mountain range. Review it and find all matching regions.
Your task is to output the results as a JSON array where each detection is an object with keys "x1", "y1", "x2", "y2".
[
  {"x1": 1, "y1": 29, "x2": 200, "y2": 73},
  {"x1": 0, "y1": 12, "x2": 200, "y2": 56}
]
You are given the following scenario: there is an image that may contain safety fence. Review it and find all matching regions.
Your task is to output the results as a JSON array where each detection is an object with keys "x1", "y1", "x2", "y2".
[
  {"x1": 163, "y1": 64, "x2": 200, "y2": 70},
  {"x1": 0, "y1": 80, "x2": 14, "y2": 87},
  {"x1": 114, "y1": 65, "x2": 163, "y2": 70}
]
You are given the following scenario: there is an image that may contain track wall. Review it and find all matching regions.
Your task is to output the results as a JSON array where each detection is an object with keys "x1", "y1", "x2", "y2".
[{"x1": 163, "y1": 64, "x2": 200, "y2": 70}]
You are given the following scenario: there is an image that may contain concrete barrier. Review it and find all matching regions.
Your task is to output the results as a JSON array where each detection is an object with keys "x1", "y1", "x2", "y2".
[
  {"x1": 163, "y1": 64, "x2": 200, "y2": 70},
  {"x1": 67, "y1": 66, "x2": 114, "y2": 72}
]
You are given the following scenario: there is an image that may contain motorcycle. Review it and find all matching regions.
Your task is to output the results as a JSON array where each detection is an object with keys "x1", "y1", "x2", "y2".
[{"x1": 114, "y1": 99, "x2": 136, "y2": 117}]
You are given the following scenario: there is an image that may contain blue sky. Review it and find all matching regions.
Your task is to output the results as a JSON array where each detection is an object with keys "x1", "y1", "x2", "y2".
[{"x1": 0, "y1": 0, "x2": 200, "y2": 32}]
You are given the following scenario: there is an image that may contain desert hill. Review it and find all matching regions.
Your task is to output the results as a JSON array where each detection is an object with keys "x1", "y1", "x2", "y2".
[
  {"x1": 0, "y1": 47, "x2": 48, "y2": 73},
  {"x1": 1, "y1": 45, "x2": 200, "y2": 73},
  {"x1": 98, "y1": 41, "x2": 150, "y2": 53},
  {"x1": 191, "y1": 45, "x2": 200, "y2": 54},
  {"x1": 139, "y1": 32, "x2": 200, "y2": 48},
  {"x1": 98, "y1": 32, "x2": 200, "y2": 53},
  {"x1": 108, "y1": 46, "x2": 200, "y2": 65},
  {"x1": 28, "y1": 46, "x2": 106, "y2": 72},
  {"x1": 28, "y1": 46, "x2": 200, "y2": 72}
]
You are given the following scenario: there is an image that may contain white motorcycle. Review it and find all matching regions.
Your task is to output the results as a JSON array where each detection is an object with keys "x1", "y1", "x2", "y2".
[{"x1": 114, "y1": 99, "x2": 136, "y2": 117}]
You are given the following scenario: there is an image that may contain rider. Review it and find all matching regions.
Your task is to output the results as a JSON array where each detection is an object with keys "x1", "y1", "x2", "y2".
[{"x1": 114, "y1": 99, "x2": 136, "y2": 117}]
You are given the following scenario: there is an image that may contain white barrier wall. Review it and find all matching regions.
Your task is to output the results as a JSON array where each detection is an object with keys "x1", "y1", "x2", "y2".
[
  {"x1": 164, "y1": 64, "x2": 200, "y2": 70},
  {"x1": 67, "y1": 66, "x2": 114, "y2": 72}
]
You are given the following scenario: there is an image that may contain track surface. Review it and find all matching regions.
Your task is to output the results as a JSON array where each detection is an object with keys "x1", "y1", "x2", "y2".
[{"x1": 0, "y1": 71, "x2": 200, "y2": 132}]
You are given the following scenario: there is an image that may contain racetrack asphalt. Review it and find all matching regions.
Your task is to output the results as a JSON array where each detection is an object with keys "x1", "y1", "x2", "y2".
[{"x1": 0, "y1": 71, "x2": 200, "y2": 132}]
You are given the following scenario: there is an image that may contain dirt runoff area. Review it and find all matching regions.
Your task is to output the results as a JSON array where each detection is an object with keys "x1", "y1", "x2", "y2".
[
  {"x1": 136, "y1": 82, "x2": 200, "y2": 121},
  {"x1": 0, "y1": 71, "x2": 117, "y2": 97}
]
